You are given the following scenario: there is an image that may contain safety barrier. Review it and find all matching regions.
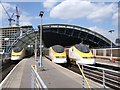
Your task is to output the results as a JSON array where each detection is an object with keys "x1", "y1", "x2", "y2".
[
  {"x1": 31, "y1": 65, "x2": 48, "y2": 89},
  {"x1": 77, "y1": 64, "x2": 91, "y2": 89},
  {"x1": 81, "y1": 64, "x2": 120, "y2": 89}
]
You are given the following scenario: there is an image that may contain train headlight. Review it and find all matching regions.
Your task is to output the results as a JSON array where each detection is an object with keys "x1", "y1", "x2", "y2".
[
  {"x1": 56, "y1": 56, "x2": 59, "y2": 58},
  {"x1": 83, "y1": 57, "x2": 87, "y2": 59},
  {"x1": 62, "y1": 56, "x2": 66, "y2": 58}
]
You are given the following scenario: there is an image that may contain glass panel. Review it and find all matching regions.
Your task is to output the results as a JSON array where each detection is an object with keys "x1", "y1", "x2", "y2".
[
  {"x1": 75, "y1": 43, "x2": 90, "y2": 53},
  {"x1": 52, "y1": 45, "x2": 64, "y2": 53}
]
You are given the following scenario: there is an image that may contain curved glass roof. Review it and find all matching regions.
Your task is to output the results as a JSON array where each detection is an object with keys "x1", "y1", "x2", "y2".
[{"x1": 7, "y1": 24, "x2": 114, "y2": 53}]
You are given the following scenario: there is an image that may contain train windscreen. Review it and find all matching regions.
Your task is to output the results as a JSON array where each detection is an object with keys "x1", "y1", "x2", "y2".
[
  {"x1": 52, "y1": 45, "x2": 64, "y2": 53},
  {"x1": 75, "y1": 44, "x2": 90, "y2": 53},
  {"x1": 13, "y1": 47, "x2": 23, "y2": 52}
]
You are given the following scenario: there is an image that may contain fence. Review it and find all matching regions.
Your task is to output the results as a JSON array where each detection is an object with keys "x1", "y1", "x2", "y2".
[
  {"x1": 81, "y1": 64, "x2": 120, "y2": 89},
  {"x1": 31, "y1": 65, "x2": 48, "y2": 90}
]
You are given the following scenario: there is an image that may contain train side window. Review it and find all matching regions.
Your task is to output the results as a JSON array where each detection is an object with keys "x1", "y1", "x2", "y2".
[{"x1": 72, "y1": 48, "x2": 73, "y2": 51}]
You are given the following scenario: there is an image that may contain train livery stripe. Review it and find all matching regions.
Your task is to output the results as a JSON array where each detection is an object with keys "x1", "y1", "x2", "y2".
[
  {"x1": 73, "y1": 46, "x2": 93, "y2": 58},
  {"x1": 50, "y1": 47, "x2": 66, "y2": 57},
  {"x1": 12, "y1": 48, "x2": 25, "y2": 56}
]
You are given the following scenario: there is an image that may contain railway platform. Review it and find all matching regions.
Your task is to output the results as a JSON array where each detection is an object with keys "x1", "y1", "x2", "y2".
[
  {"x1": 95, "y1": 58, "x2": 119, "y2": 68},
  {"x1": 1, "y1": 57, "x2": 35, "y2": 88},
  {"x1": 1, "y1": 56, "x2": 104, "y2": 89}
]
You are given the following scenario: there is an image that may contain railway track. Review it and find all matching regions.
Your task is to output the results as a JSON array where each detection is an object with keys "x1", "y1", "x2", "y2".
[{"x1": 0, "y1": 59, "x2": 17, "y2": 82}]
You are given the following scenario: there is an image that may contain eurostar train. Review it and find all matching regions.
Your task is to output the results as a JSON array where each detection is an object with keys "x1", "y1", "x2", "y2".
[
  {"x1": 11, "y1": 47, "x2": 34, "y2": 61},
  {"x1": 68, "y1": 43, "x2": 95, "y2": 65},
  {"x1": 49, "y1": 45, "x2": 67, "y2": 64}
]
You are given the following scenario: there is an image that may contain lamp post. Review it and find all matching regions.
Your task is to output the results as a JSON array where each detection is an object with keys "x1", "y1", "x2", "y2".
[
  {"x1": 35, "y1": 36, "x2": 37, "y2": 61},
  {"x1": 39, "y1": 11, "x2": 44, "y2": 68},
  {"x1": 108, "y1": 30, "x2": 114, "y2": 62}
]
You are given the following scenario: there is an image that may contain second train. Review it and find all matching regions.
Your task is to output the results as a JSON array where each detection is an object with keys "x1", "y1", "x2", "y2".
[{"x1": 49, "y1": 44, "x2": 95, "y2": 65}]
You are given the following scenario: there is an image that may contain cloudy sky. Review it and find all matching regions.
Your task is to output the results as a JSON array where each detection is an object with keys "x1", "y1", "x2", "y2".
[{"x1": 0, "y1": 0, "x2": 119, "y2": 43}]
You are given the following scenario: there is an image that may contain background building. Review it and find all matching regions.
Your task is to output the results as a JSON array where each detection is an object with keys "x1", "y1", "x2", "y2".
[{"x1": 0, "y1": 25, "x2": 33, "y2": 53}]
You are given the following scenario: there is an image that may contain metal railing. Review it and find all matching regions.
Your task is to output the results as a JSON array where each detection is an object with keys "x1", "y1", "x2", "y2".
[
  {"x1": 81, "y1": 64, "x2": 120, "y2": 89},
  {"x1": 31, "y1": 65, "x2": 48, "y2": 90},
  {"x1": 77, "y1": 64, "x2": 91, "y2": 89}
]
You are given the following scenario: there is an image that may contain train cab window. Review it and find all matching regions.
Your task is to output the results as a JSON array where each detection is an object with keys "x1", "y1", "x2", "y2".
[
  {"x1": 52, "y1": 45, "x2": 64, "y2": 53},
  {"x1": 75, "y1": 44, "x2": 90, "y2": 53},
  {"x1": 72, "y1": 48, "x2": 74, "y2": 51},
  {"x1": 13, "y1": 47, "x2": 23, "y2": 52}
]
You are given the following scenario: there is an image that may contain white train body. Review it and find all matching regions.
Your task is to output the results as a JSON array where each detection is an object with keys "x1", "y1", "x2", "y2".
[
  {"x1": 68, "y1": 44, "x2": 95, "y2": 65},
  {"x1": 49, "y1": 45, "x2": 67, "y2": 64},
  {"x1": 11, "y1": 47, "x2": 34, "y2": 61}
]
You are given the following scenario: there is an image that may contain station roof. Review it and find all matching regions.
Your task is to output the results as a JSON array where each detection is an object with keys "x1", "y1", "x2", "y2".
[{"x1": 10, "y1": 24, "x2": 115, "y2": 51}]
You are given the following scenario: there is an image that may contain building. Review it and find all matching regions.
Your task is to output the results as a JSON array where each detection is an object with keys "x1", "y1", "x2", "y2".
[{"x1": 0, "y1": 25, "x2": 33, "y2": 53}]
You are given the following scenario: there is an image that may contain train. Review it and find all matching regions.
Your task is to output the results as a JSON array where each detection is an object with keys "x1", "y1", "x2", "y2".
[
  {"x1": 68, "y1": 43, "x2": 95, "y2": 65},
  {"x1": 11, "y1": 47, "x2": 34, "y2": 61},
  {"x1": 49, "y1": 45, "x2": 67, "y2": 64},
  {"x1": 91, "y1": 47, "x2": 120, "y2": 61}
]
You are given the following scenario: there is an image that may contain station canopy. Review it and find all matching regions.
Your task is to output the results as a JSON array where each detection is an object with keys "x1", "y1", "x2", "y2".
[{"x1": 11, "y1": 24, "x2": 115, "y2": 51}]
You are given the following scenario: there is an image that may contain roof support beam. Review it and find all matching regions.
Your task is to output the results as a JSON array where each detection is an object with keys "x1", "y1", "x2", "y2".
[{"x1": 25, "y1": 33, "x2": 35, "y2": 43}]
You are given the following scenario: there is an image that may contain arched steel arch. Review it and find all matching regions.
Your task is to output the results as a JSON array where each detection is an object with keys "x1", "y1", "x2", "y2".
[
  {"x1": 40, "y1": 24, "x2": 114, "y2": 48},
  {"x1": 9, "y1": 24, "x2": 115, "y2": 52}
]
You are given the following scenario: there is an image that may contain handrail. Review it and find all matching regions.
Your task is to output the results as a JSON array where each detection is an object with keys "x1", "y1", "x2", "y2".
[
  {"x1": 82, "y1": 64, "x2": 119, "y2": 89},
  {"x1": 83, "y1": 64, "x2": 119, "y2": 74},
  {"x1": 77, "y1": 64, "x2": 91, "y2": 89},
  {"x1": 31, "y1": 65, "x2": 48, "y2": 89}
]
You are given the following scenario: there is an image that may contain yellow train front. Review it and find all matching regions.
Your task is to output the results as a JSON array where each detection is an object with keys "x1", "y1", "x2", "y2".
[
  {"x1": 11, "y1": 47, "x2": 34, "y2": 61},
  {"x1": 68, "y1": 43, "x2": 95, "y2": 65},
  {"x1": 11, "y1": 47, "x2": 25, "y2": 61},
  {"x1": 49, "y1": 45, "x2": 67, "y2": 64}
]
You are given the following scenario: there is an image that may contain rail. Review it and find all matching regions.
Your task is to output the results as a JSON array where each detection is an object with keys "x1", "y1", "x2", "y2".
[
  {"x1": 31, "y1": 65, "x2": 48, "y2": 89},
  {"x1": 81, "y1": 64, "x2": 120, "y2": 89}
]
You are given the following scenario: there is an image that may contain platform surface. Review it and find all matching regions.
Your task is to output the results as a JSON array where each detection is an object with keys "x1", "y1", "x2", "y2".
[
  {"x1": 95, "y1": 59, "x2": 119, "y2": 67},
  {"x1": 2, "y1": 57, "x2": 36, "y2": 88},
  {"x1": 38, "y1": 57, "x2": 103, "y2": 88},
  {"x1": 2, "y1": 56, "x2": 104, "y2": 88}
]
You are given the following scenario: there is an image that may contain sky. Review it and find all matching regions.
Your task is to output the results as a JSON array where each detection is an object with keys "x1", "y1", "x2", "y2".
[{"x1": 0, "y1": 0, "x2": 119, "y2": 43}]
